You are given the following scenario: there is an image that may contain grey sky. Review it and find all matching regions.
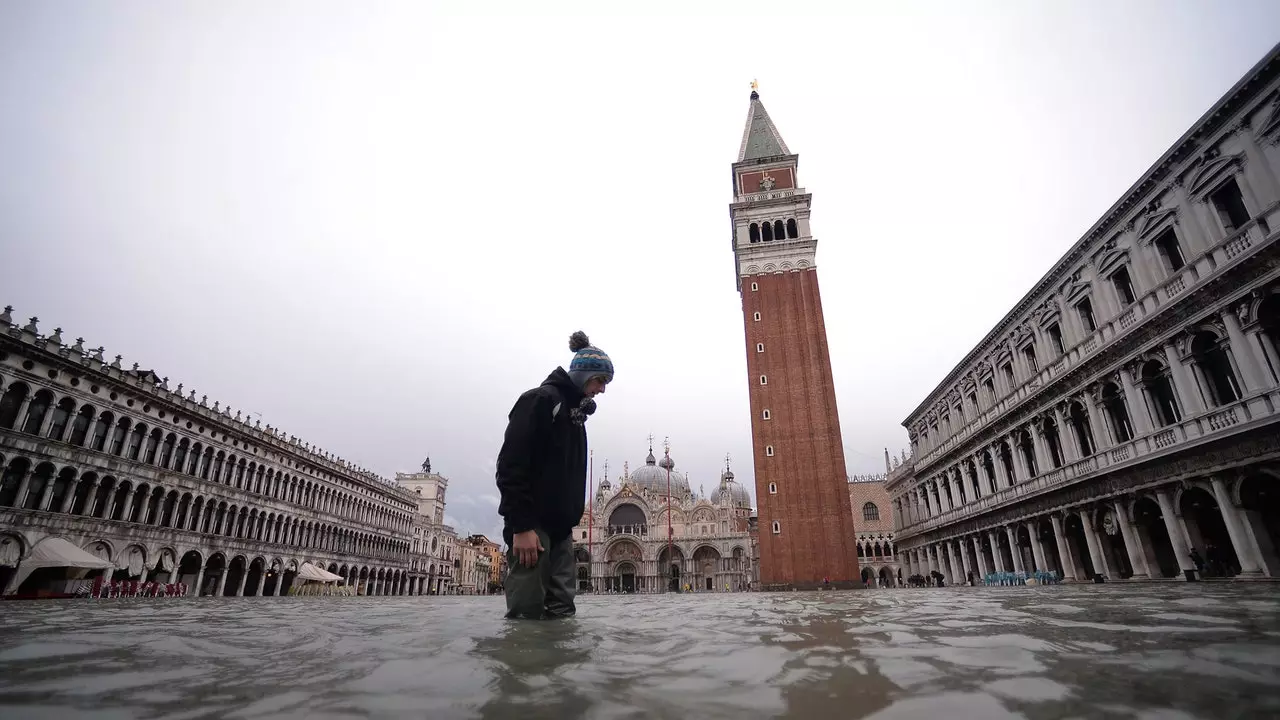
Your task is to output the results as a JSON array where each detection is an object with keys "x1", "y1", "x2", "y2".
[{"x1": 3, "y1": 1, "x2": 1278, "y2": 539}]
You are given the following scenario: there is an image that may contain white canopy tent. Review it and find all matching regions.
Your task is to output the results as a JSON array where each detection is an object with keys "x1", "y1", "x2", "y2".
[
  {"x1": 3, "y1": 537, "x2": 115, "y2": 595},
  {"x1": 295, "y1": 562, "x2": 344, "y2": 583}
]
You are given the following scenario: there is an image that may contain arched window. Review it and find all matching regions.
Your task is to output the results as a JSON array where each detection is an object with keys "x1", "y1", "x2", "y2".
[
  {"x1": 1068, "y1": 400, "x2": 1094, "y2": 457},
  {"x1": 1191, "y1": 331, "x2": 1240, "y2": 407},
  {"x1": 1100, "y1": 382, "x2": 1133, "y2": 443},
  {"x1": 144, "y1": 429, "x2": 162, "y2": 465},
  {"x1": 863, "y1": 502, "x2": 880, "y2": 521},
  {"x1": 749, "y1": 223, "x2": 760, "y2": 243},
  {"x1": 0, "y1": 382, "x2": 29, "y2": 429},
  {"x1": 47, "y1": 398, "x2": 74, "y2": 441},
  {"x1": 771, "y1": 520, "x2": 781, "y2": 534},
  {"x1": 765, "y1": 445, "x2": 774, "y2": 457},
  {"x1": 753, "y1": 312, "x2": 761, "y2": 322},
  {"x1": 760, "y1": 375, "x2": 767, "y2": 385},
  {"x1": 786, "y1": 218, "x2": 798, "y2": 238},
  {"x1": 69, "y1": 405, "x2": 95, "y2": 446},
  {"x1": 1017, "y1": 429, "x2": 1038, "y2": 478},
  {"x1": 21, "y1": 390, "x2": 52, "y2": 435},
  {"x1": 110, "y1": 417, "x2": 129, "y2": 456},
  {"x1": 762, "y1": 222, "x2": 774, "y2": 242},
  {"x1": 1260, "y1": 293, "x2": 1280, "y2": 384},
  {"x1": 751, "y1": 282, "x2": 758, "y2": 292},
  {"x1": 160, "y1": 433, "x2": 176, "y2": 468},
  {"x1": 773, "y1": 220, "x2": 785, "y2": 240},
  {"x1": 768, "y1": 482, "x2": 777, "y2": 494},
  {"x1": 90, "y1": 411, "x2": 113, "y2": 452},
  {"x1": 1141, "y1": 360, "x2": 1180, "y2": 427},
  {"x1": 762, "y1": 409, "x2": 771, "y2": 420}
]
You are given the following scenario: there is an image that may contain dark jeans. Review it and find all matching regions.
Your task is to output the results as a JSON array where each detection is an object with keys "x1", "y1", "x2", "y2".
[{"x1": 504, "y1": 528, "x2": 575, "y2": 620}]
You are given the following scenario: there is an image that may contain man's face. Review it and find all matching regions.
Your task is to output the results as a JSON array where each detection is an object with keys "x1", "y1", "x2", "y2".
[{"x1": 584, "y1": 376, "x2": 609, "y2": 398}]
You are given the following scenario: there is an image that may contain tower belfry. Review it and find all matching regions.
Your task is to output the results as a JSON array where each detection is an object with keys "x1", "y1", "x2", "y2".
[{"x1": 728, "y1": 86, "x2": 860, "y2": 589}]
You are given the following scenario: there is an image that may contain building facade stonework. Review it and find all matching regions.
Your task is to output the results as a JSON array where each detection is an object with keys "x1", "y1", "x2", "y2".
[
  {"x1": 729, "y1": 88, "x2": 860, "y2": 589},
  {"x1": 849, "y1": 471, "x2": 901, "y2": 587},
  {"x1": 889, "y1": 45, "x2": 1280, "y2": 586},
  {"x1": 572, "y1": 446, "x2": 757, "y2": 592},
  {"x1": 0, "y1": 308, "x2": 422, "y2": 597}
]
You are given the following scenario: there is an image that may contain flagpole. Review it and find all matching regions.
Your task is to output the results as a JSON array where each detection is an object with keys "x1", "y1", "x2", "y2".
[
  {"x1": 588, "y1": 449, "x2": 594, "y2": 594},
  {"x1": 665, "y1": 436, "x2": 673, "y2": 593}
]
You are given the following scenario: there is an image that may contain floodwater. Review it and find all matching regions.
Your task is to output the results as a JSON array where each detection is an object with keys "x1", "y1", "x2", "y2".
[{"x1": 0, "y1": 585, "x2": 1278, "y2": 720}]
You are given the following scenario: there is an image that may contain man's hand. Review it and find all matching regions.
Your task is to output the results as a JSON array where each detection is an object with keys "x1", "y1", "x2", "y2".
[{"x1": 512, "y1": 530, "x2": 544, "y2": 568}]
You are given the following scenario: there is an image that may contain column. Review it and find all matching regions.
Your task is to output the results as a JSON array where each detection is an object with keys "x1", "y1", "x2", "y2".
[
  {"x1": 946, "y1": 544, "x2": 961, "y2": 583},
  {"x1": 1155, "y1": 489, "x2": 1197, "y2": 577},
  {"x1": 251, "y1": 569, "x2": 265, "y2": 597},
  {"x1": 1114, "y1": 500, "x2": 1150, "y2": 579},
  {"x1": 1049, "y1": 514, "x2": 1077, "y2": 581},
  {"x1": 37, "y1": 479, "x2": 56, "y2": 512},
  {"x1": 958, "y1": 539, "x2": 973, "y2": 584},
  {"x1": 1222, "y1": 309, "x2": 1267, "y2": 394},
  {"x1": 193, "y1": 566, "x2": 206, "y2": 597},
  {"x1": 214, "y1": 568, "x2": 229, "y2": 597},
  {"x1": 936, "y1": 481, "x2": 951, "y2": 512},
  {"x1": 235, "y1": 570, "x2": 248, "y2": 597},
  {"x1": 972, "y1": 536, "x2": 989, "y2": 578},
  {"x1": 1053, "y1": 405, "x2": 1079, "y2": 463},
  {"x1": 1118, "y1": 365, "x2": 1153, "y2": 435},
  {"x1": 927, "y1": 546, "x2": 937, "y2": 575},
  {"x1": 1210, "y1": 476, "x2": 1264, "y2": 576},
  {"x1": 1013, "y1": 434, "x2": 1032, "y2": 483},
  {"x1": 11, "y1": 471, "x2": 32, "y2": 510},
  {"x1": 1030, "y1": 422, "x2": 1052, "y2": 476},
  {"x1": 1081, "y1": 510, "x2": 1111, "y2": 579},
  {"x1": 119, "y1": 490, "x2": 136, "y2": 524},
  {"x1": 1005, "y1": 526, "x2": 1026, "y2": 573},
  {"x1": 1025, "y1": 522, "x2": 1046, "y2": 571},
  {"x1": 964, "y1": 465, "x2": 979, "y2": 502},
  {"x1": 1163, "y1": 342, "x2": 1204, "y2": 417},
  {"x1": 987, "y1": 530, "x2": 1004, "y2": 572},
  {"x1": 1083, "y1": 388, "x2": 1111, "y2": 451}
]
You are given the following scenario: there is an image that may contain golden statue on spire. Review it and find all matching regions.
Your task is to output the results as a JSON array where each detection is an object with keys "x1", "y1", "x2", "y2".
[{"x1": 750, "y1": 79, "x2": 759, "y2": 91}]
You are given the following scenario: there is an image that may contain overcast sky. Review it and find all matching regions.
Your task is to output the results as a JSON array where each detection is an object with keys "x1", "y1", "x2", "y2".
[{"x1": 2, "y1": 1, "x2": 1278, "y2": 539}]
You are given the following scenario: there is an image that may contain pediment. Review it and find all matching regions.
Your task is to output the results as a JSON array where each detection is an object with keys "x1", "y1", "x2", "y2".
[
  {"x1": 1187, "y1": 152, "x2": 1243, "y2": 195},
  {"x1": 1137, "y1": 206, "x2": 1179, "y2": 239}
]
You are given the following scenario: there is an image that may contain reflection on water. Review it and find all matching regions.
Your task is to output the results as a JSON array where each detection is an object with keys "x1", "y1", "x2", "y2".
[{"x1": 0, "y1": 584, "x2": 1278, "y2": 719}]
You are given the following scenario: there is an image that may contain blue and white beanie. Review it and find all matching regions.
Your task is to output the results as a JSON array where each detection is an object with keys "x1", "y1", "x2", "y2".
[{"x1": 567, "y1": 331, "x2": 614, "y2": 389}]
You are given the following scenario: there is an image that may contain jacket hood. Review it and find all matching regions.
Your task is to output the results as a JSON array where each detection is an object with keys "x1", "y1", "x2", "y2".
[{"x1": 542, "y1": 367, "x2": 584, "y2": 402}]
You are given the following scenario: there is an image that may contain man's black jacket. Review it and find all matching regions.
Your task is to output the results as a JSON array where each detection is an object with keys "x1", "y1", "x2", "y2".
[{"x1": 495, "y1": 367, "x2": 587, "y2": 547}]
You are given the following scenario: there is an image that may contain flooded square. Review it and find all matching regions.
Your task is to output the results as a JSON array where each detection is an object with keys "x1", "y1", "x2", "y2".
[{"x1": 1, "y1": 584, "x2": 1278, "y2": 719}]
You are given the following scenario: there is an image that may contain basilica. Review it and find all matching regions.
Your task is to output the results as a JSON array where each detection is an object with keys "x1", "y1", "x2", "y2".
[{"x1": 572, "y1": 444, "x2": 757, "y2": 593}]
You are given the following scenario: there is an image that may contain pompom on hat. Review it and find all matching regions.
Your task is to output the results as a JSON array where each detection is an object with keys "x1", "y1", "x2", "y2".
[{"x1": 567, "y1": 331, "x2": 614, "y2": 389}]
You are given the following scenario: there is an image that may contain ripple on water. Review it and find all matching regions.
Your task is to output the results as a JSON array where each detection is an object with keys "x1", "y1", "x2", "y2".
[{"x1": 0, "y1": 585, "x2": 1276, "y2": 719}]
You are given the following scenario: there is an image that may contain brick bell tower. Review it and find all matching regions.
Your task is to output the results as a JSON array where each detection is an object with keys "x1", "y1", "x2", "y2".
[{"x1": 729, "y1": 85, "x2": 860, "y2": 590}]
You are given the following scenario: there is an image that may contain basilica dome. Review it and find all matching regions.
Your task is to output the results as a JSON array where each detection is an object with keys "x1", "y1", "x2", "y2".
[
  {"x1": 625, "y1": 449, "x2": 692, "y2": 497},
  {"x1": 716, "y1": 467, "x2": 752, "y2": 508}
]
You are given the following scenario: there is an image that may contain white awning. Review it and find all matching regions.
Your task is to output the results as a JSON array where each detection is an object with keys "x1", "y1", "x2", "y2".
[
  {"x1": 3, "y1": 537, "x2": 116, "y2": 595},
  {"x1": 296, "y1": 562, "x2": 344, "y2": 583}
]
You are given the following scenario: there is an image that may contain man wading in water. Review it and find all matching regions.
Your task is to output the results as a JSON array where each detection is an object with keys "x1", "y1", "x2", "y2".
[{"x1": 496, "y1": 331, "x2": 613, "y2": 619}]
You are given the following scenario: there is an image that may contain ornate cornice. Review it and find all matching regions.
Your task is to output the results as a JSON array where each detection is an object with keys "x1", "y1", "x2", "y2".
[
  {"x1": 914, "y1": 239, "x2": 1280, "y2": 477},
  {"x1": 902, "y1": 45, "x2": 1280, "y2": 427}
]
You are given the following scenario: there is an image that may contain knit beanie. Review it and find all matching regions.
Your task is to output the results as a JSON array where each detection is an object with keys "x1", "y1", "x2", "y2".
[{"x1": 567, "y1": 331, "x2": 614, "y2": 389}]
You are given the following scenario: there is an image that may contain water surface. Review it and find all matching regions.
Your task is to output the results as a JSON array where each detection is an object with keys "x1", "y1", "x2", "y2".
[{"x1": 1, "y1": 584, "x2": 1278, "y2": 719}]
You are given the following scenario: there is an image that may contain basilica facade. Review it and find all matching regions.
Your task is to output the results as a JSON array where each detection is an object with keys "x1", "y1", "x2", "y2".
[
  {"x1": 572, "y1": 445, "x2": 757, "y2": 592},
  {"x1": 889, "y1": 45, "x2": 1280, "y2": 585}
]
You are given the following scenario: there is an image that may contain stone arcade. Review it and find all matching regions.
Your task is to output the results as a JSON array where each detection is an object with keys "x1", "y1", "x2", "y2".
[
  {"x1": 890, "y1": 45, "x2": 1280, "y2": 585},
  {"x1": 0, "y1": 308, "x2": 424, "y2": 597}
]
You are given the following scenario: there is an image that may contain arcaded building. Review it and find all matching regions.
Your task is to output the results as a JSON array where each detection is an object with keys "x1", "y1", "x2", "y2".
[
  {"x1": 889, "y1": 45, "x2": 1280, "y2": 584},
  {"x1": 849, "y1": 469, "x2": 901, "y2": 587},
  {"x1": 0, "y1": 307, "x2": 422, "y2": 596},
  {"x1": 728, "y1": 87, "x2": 860, "y2": 589},
  {"x1": 572, "y1": 445, "x2": 757, "y2": 592}
]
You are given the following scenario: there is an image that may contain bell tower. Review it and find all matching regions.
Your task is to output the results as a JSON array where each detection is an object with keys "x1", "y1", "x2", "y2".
[{"x1": 728, "y1": 85, "x2": 861, "y2": 589}]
